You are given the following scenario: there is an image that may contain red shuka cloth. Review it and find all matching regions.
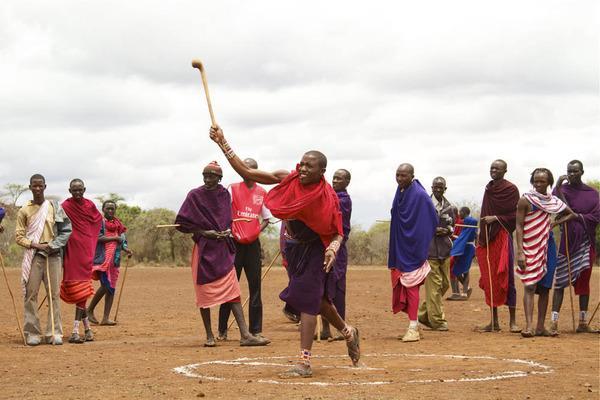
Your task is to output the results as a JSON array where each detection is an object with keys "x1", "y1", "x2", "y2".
[
  {"x1": 478, "y1": 179, "x2": 519, "y2": 246},
  {"x1": 476, "y1": 228, "x2": 510, "y2": 307},
  {"x1": 265, "y1": 169, "x2": 343, "y2": 246},
  {"x1": 61, "y1": 197, "x2": 102, "y2": 304}
]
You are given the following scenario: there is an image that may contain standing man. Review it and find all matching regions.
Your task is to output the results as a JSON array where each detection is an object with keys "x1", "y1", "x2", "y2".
[
  {"x1": 218, "y1": 158, "x2": 273, "y2": 341},
  {"x1": 15, "y1": 174, "x2": 72, "y2": 345},
  {"x1": 515, "y1": 168, "x2": 575, "y2": 337},
  {"x1": 87, "y1": 200, "x2": 133, "y2": 326},
  {"x1": 209, "y1": 126, "x2": 360, "y2": 378},
  {"x1": 176, "y1": 162, "x2": 269, "y2": 348},
  {"x1": 449, "y1": 207, "x2": 477, "y2": 299},
  {"x1": 475, "y1": 160, "x2": 520, "y2": 332},
  {"x1": 61, "y1": 179, "x2": 103, "y2": 343},
  {"x1": 551, "y1": 160, "x2": 600, "y2": 334},
  {"x1": 318, "y1": 168, "x2": 352, "y2": 341},
  {"x1": 418, "y1": 177, "x2": 454, "y2": 331},
  {"x1": 389, "y1": 164, "x2": 437, "y2": 342}
]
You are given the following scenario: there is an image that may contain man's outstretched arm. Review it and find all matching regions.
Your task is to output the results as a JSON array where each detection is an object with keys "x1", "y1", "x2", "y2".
[{"x1": 209, "y1": 126, "x2": 289, "y2": 185}]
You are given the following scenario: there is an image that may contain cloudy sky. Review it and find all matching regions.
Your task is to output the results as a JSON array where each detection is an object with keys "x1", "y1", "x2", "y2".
[{"x1": 1, "y1": 1, "x2": 598, "y2": 227}]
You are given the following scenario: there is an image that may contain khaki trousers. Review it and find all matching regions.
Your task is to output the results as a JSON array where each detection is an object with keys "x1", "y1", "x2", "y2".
[
  {"x1": 418, "y1": 258, "x2": 450, "y2": 328},
  {"x1": 23, "y1": 254, "x2": 63, "y2": 339}
]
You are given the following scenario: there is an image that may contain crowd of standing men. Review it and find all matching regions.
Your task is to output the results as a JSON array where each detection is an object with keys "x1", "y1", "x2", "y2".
[{"x1": 0, "y1": 131, "x2": 597, "y2": 379}]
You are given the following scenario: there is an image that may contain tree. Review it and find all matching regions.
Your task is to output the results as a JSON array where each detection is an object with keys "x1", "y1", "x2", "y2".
[
  {"x1": 95, "y1": 193, "x2": 126, "y2": 205},
  {"x1": 1, "y1": 183, "x2": 28, "y2": 206}
]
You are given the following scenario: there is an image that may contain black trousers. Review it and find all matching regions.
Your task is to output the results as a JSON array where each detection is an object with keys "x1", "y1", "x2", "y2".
[{"x1": 218, "y1": 240, "x2": 263, "y2": 334}]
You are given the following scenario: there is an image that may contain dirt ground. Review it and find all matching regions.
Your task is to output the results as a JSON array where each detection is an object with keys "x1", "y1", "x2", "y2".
[{"x1": 0, "y1": 263, "x2": 598, "y2": 400}]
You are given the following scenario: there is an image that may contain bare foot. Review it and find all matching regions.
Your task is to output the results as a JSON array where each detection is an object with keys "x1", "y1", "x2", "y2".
[
  {"x1": 100, "y1": 319, "x2": 117, "y2": 326},
  {"x1": 509, "y1": 324, "x2": 522, "y2": 333},
  {"x1": 476, "y1": 323, "x2": 501, "y2": 332}
]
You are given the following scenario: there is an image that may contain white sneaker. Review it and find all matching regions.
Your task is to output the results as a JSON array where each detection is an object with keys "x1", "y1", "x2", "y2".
[{"x1": 401, "y1": 327, "x2": 420, "y2": 342}]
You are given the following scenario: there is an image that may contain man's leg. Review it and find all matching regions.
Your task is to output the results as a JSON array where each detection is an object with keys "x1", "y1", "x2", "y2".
[
  {"x1": 535, "y1": 286, "x2": 550, "y2": 335},
  {"x1": 522, "y1": 284, "x2": 536, "y2": 337},
  {"x1": 231, "y1": 302, "x2": 269, "y2": 346},
  {"x1": 217, "y1": 245, "x2": 245, "y2": 339},
  {"x1": 44, "y1": 255, "x2": 63, "y2": 343},
  {"x1": 402, "y1": 285, "x2": 421, "y2": 342},
  {"x1": 199, "y1": 308, "x2": 215, "y2": 347},
  {"x1": 101, "y1": 289, "x2": 116, "y2": 325},
  {"x1": 87, "y1": 285, "x2": 107, "y2": 324},
  {"x1": 246, "y1": 240, "x2": 263, "y2": 335},
  {"x1": 550, "y1": 287, "x2": 564, "y2": 335},
  {"x1": 319, "y1": 299, "x2": 360, "y2": 365},
  {"x1": 23, "y1": 255, "x2": 45, "y2": 345},
  {"x1": 419, "y1": 259, "x2": 448, "y2": 329}
]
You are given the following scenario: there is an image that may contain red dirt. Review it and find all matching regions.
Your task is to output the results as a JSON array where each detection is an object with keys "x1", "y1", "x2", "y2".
[{"x1": 0, "y1": 265, "x2": 598, "y2": 399}]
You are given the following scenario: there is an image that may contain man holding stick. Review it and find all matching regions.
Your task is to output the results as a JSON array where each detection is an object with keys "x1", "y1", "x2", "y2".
[
  {"x1": 475, "y1": 160, "x2": 520, "y2": 332},
  {"x1": 217, "y1": 158, "x2": 273, "y2": 341},
  {"x1": 176, "y1": 161, "x2": 269, "y2": 348},
  {"x1": 550, "y1": 160, "x2": 600, "y2": 334},
  {"x1": 209, "y1": 126, "x2": 360, "y2": 378},
  {"x1": 15, "y1": 174, "x2": 72, "y2": 346},
  {"x1": 515, "y1": 168, "x2": 576, "y2": 337}
]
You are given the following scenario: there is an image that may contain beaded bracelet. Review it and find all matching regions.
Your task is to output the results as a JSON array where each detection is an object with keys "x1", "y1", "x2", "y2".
[{"x1": 326, "y1": 240, "x2": 341, "y2": 255}]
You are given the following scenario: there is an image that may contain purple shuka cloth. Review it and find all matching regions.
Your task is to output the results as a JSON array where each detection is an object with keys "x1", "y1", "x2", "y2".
[
  {"x1": 388, "y1": 179, "x2": 438, "y2": 273},
  {"x1": 331, "y1": 190, "x2": 352, "y2": 319},
  {"x1": 279, "y1": 219, "x2": 337, "y2": 315},
  {"x1": 175, "y1": 184, "x2": 235, "y2": 284},
  {"x1": 553, "y1": 183, "x2": 600, "y2": 256},
  {"x1": 333, "y1": 190, "x2": 352, "y2": 283}
]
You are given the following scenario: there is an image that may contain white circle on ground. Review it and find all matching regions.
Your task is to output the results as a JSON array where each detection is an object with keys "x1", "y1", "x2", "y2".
[{"x1": 173, "y1": 353, "x2": 554, "y2": 386}]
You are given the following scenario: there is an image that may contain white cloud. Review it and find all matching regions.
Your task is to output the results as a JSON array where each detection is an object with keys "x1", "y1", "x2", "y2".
[{"x1": 0, "y1": 0, "x2": 598, "y2": 227}]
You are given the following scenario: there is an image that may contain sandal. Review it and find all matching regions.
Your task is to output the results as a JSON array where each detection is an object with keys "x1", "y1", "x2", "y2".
[
  {"x1": 204, "y1": 338, "x2": 216, "y2": 347},
  {"x1": 521, "y1": 329, "x2": 534, "y2": 338},
  {"x1": 279, "y1": 364, "x2": 312, "y2": 379},
  {"x1": 343, "y1": 326, "x2": 360, "y2": 366}
]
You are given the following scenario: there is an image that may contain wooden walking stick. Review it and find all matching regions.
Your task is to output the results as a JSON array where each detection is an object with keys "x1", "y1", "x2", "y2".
[
  {"x1": 485, "y1": 225, "x2": 495, "y2": 331},
  {"x1": 0, "y1": 251, "x2": 26, "y2": 345},
  {"x1": 227, "y1": 250, "x2": 281, "y2": 330},
  {"x1": 45, "y1": 256, "x2": 56, "y2": 345},
  {"x1": 113, "y1": 256, "x2": 131, "y2": 322},
  {"x1": 563, "y1": 222, "x2": 577, "y2": 332},
  {"x1": 316, "y1": 315, "x2": 322, "y2": 343},
  {"x1": 191, "y1": 59, "x2": 217, "y2": 127},
  {"x1": 37, "y1": 294, "x2": 47, "y2": 311}
]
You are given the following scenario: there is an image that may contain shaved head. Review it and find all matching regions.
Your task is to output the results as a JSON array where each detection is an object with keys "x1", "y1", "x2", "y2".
[
  {"x1": 304, "y1": 150, "x2": 327, "y2": 169},
  {"x1": 398, "y1": 163, "x2": 414, "y2": 175},
  {"x1": 243, "y1": 158, "x2": 258, "y2": 169}
]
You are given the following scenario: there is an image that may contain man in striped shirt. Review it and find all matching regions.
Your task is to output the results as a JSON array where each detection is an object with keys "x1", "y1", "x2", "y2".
[{"x1": 515, "y1": 168, "x2": 576, "y2": 337}]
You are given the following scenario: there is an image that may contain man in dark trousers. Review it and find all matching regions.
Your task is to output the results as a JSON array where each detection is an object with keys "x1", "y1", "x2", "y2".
[{"x1": 218, "y1": 158, "x2": 273, "y2": 340}]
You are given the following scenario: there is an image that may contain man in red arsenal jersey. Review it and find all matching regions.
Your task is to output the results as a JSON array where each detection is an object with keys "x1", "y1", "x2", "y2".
[{"x1": 218, "y1": 158, "x2": 273, "y2": 340}]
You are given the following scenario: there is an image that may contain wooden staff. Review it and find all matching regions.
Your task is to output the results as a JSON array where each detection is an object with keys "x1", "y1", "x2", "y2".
[
  {"x1": 563, "y1": 222, "x2": 577, "y2": 332},
  {"x1": 0, "y1": 251, "x2": 26, "y2": 345},
  {"x1": 191, "y1": 59, "x2": 217, "y2": 127},
  {"x1": 227, "y1": 250, "x2": 281, "y2": 330},
  {"x1": 113, "y1": 256, "x2": 131, "y2": 322},
  {"x1": 156, "y1": 218, "x2": 253, "y2": 229},
  {"x1": 316, "y1": 315, "x2": 322, "y2": 343},
  {"x1": 455, "y1": 223, "x2": 479, "y2": 228},
  {"x1": 588, "y1": 301, "x2": 600, "y2": 326},
  {"x1": 45, "y1": 256, "x2": 56, "y2": 345},
  {"x1": 37, "y1": 294, "x2": 47, "y2": 311},
  {"x1": 485, "y1": 225, "x2": 495, "y2": 330}
]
